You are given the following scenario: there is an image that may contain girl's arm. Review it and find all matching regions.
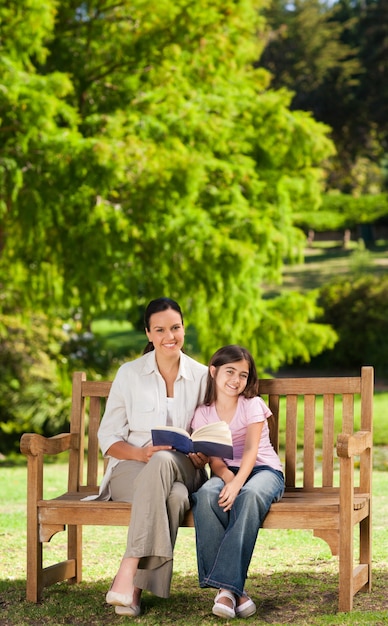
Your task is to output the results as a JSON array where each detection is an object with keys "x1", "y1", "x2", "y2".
[
  {"x1": 209, "y1": 456, "x2": 236, "y2": 483},
  {"x1": 216, "y1": 422, "x2": 263, "y2": 512}
]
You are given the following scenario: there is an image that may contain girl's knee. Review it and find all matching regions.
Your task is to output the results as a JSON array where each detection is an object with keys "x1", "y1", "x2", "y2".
[{"x1": 193, "y1": 479, "x2": 222, "y2": 506}]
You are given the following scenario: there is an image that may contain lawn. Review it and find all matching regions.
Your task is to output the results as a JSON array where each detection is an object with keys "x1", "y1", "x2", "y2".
[
  {"x1": 0, "y1": 464, "x2": 387, "y2": 625},
  {"x1": 281, "y1": 240, "x2": 388, "y2": 293}
]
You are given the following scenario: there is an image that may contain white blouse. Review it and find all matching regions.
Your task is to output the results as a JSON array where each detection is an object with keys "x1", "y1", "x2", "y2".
[{"x1": 94, "y1": 350, "x2": 207, "y2": 500}]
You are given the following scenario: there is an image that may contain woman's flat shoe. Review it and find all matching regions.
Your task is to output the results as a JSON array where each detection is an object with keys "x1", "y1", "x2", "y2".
[
  {"x1": 235, "y1": 593, "x2": 256, "y2": 618},
  {"x1": 115, "y1": 604, "x2": 141, "y2": 617},
  {"x1": 105, "y1": 589, "x2": 133, "y2": 607},
  {"x1": 212, "y1": 589, "x2": 236, "y2": 619}
]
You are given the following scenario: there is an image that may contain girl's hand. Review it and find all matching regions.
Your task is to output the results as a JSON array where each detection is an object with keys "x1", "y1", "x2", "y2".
[{"x1": 218, "y1": 479, "x2": 242, "y2": 512}]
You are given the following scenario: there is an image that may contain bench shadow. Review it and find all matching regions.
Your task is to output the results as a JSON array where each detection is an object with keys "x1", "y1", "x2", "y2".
[{"x1": 1, "y1": 568, "x2": 387, "y2": 624}]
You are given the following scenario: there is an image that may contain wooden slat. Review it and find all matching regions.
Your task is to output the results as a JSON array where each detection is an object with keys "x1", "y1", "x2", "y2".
[
  {"x1": 259, "y1": 376, "x2": 361, "y2": 396},
  {"x1": 342, "y1": 393, "x2": 355, "y2": 434},
  {"x1": 38, "y1": 491, "x2": 369, "y2": 530},
  {"x1": 87, "y1": 396, "x2": 103, "y2": 488},
  {"x1": 284, "y1": 395, "x2": 297, "y2": 488},
  {"x1": 360, "y1": 366, "x2": 374, "y2": 497},
  {"x1": 42, "y1": 560, "x2": 76, "y2": 587},
  {"x1": 267, "y1": 395, "x2": 280, "y2": 452},
  {"x1": 303, "y1": 395, "x2": 316, "y2": 489},
  {"x1": 81, "y1": 380, "x2": 112, "y2": 397},
  {"x1": 322, "y1": 394, "x2": 335, "y2": 487},
  {"x1": 360, "y1": 366, "x2": 374, "y2": 432},
  {"x1": 68, "y1": 372, "x2": 86, "y2": 492},
  {"x1": 352, "y1": 564, "x2": 369, "y2": 595}
]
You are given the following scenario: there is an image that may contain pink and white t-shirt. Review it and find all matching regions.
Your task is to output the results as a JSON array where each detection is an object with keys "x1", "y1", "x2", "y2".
[{"x1": 191, "y1": 395, "x2": 283, "y2": 472}]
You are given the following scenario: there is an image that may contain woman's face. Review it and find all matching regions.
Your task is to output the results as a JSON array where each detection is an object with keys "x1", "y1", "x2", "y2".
[
  {"x1": 210, "y1": 359, "x2": 250, "y2": 398},
  {"x1": 146, "y1": 308, "x2": 185, "y2": 358}
]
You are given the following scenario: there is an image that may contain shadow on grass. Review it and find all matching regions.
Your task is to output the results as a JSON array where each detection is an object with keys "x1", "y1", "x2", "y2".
[{"x1": 1, "y1": 570, "x2": 387, "y2": 625}]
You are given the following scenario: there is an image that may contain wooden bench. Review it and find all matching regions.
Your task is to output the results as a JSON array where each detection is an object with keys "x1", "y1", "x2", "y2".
[{"x1": 20, "y1": 367, "x2": 374, "y2": 612}]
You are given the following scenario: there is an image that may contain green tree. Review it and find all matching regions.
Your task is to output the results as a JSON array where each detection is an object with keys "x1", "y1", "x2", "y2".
[
  {"x1": 316, "y1": 274, "x2": 388, "y2": 376},
  {"x1": 259, "y1": 0, "x2": 360, "y2": 127},
  {"x1": 259, "y1": 0, "x2": 388, "y2": 195},
  {"x1": 1, "y1": 0, "x2": 336, "y2": 371},
  {"x1": 0, "y1": 312, "x2": 71, "y2": 456}
]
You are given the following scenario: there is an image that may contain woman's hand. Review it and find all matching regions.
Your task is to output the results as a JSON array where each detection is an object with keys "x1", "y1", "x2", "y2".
[
  {"x1": 188, "y1": 452, "x2": 209, "y2": 470},
  {"x1": 107, "y1": 441, "x2": 172, "y2": 463},
  {"x1": 138, "y1": 445, "x2": 173, "y2": 463}
]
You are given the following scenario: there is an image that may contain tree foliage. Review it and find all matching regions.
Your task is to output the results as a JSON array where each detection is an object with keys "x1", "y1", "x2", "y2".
[
  {"x1": 0, "y1": 0, "x2": 336, "y2": 373},
  {"x1": 259, "y1": 0, "x2": 388, "y2": 187},
  {"x1": 316, "y1": 274, "x2": 388, "y2": 376},
  {"x1": 294, "y1": 191, "x2": 388, "y2": 231},
  {"x1": 0, "y1": 312, "x2": 71, "y2": 455}
]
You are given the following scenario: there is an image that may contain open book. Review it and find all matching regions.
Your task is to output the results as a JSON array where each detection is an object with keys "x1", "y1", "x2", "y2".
[{"x1": 151, "y1": 421, "x2": 233, "y2": 459}]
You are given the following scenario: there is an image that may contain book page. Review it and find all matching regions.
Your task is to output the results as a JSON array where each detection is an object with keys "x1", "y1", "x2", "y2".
[
  {"x1": 152, "y1": 425, "x2": 190, "y2": 438},
  {"x1": 191, "y1": 421, "x2": 232, "y2": 444}
]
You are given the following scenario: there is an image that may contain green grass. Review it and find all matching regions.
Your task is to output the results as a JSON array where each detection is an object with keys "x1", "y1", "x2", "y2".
[
  {"x1": 281, "y1": 240, "x2": 388, "y2": 293},
  {"x1": 1, "y1": 464, "x2": 387, "y2": 625}
]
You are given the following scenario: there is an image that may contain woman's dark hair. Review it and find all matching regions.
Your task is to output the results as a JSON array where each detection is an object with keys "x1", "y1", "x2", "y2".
[
  {"x1": 143, "y1": 297, "x2": 184, "y2": 354},
  {"x1": 204, "y1": 345, "x2": 259, "y2": 404}
]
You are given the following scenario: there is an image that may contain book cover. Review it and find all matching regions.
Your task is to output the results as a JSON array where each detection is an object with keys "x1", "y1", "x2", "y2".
[{"x1": 151, "y1": 422, "x2": 233, "y2": 459}]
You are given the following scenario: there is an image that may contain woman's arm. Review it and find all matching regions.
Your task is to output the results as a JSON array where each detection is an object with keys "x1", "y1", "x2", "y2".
[
  {"x1": 216, "y1": 422, "x2": 263, "y2": 512},
  {"x1": 106, "y1": 441, "x2": 172, "y2": 463}
]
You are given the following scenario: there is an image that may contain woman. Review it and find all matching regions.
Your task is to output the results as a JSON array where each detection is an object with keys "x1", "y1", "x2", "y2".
[
  {"x1": 98, "y1": 297, "x2": 208, "y2": 617},
  {"x1": 191, "y1": 345, "x2": 284, "y2": 619}
]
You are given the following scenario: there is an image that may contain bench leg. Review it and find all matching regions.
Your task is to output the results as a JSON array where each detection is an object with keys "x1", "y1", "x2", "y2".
[
  {"x1": 68, "y1": 525, "x2": 82, "y2": 584},
  {"x1": 25, "y1": 455, "x2": 44, "y2": 602},
  {"x1": 338, "y1": 458, "x2": 354, "y2": 612},
  {"x1": 26, "y1": 515, "x2": 44, "y2": 602},
  {"x1": 359, "y1": 514, "x2": 372, "y2": 592},
  {"x1": 338, "y1": 540, "x2": 353, "y2": 611}
]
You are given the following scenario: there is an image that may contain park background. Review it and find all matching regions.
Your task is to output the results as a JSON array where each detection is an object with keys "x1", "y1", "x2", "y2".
[{"x1": 0, "y1": 0, "x2": 387, "y2": 624}]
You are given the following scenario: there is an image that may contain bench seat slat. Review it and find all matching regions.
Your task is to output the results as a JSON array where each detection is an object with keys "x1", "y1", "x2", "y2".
[{"x1": 37, "y1": 492, "x2": 370, "y2": 540}]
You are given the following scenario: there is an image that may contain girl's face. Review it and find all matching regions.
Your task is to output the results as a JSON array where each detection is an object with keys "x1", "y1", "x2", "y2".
[
  {"x1": 210, "y1": 359, "x2": 250, "y2": 398},
  {"x1": 146, "y1": 308, "x2": 185, "y2": 358}
]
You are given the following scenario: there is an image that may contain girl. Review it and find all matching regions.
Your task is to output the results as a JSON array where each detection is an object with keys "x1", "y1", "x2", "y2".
[{"x1": 191, "y1": 345, "x2": 284, "y2": 619}]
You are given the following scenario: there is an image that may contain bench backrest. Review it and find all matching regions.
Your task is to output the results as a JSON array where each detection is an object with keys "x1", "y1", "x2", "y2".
[
  {"x1": 259, "y1": 367, "x2": 373, "y2": 492},
  {"x1": 68, "y1": 373, "x2": 112, "y2": 494},
  {"x1": 69, "y1": 367, "x2": 373, "y2": 495}
]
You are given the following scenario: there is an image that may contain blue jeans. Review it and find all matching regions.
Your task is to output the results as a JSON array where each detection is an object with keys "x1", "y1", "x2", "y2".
[{"x1": 192, "y1": 466, "x2": 284, "y2": 596}]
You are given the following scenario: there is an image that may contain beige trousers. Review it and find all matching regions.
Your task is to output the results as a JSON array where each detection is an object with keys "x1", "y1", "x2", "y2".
[{"x1": 110, "y1": 450, "x2": 207, "y2": 597}]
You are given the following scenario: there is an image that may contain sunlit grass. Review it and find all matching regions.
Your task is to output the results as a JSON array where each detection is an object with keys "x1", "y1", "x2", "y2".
[
  {"x1": 281, "y1": 241, "x2": 388, "y2": 293},
  {"x1": 1, "y1": 465, "x2": 387, "y2": 625}
]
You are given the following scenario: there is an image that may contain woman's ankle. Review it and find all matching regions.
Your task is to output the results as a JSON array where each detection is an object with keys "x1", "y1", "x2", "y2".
[
  {"x1": 132, "y1": 587, "x2": 142, "y2": 606},
  {"x1": 111, "y1": 557, "x2": 138, "y2": 594}
]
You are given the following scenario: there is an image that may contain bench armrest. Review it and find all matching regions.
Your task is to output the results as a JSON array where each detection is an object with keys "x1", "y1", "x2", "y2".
[
  {"x1": 336, "y1": 430, "x2": 372, "y2": 458},
  {"x1": 20, "y1": 432, "x2": 77, "y2": 457}
]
